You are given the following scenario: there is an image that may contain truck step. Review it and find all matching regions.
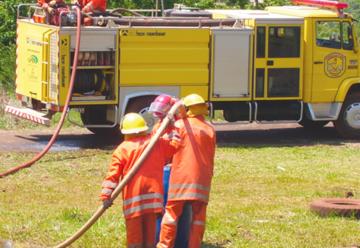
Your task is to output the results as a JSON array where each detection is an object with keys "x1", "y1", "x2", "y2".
[{"x1": 5, "y1": 105, "x2": 51, "y2": 126}]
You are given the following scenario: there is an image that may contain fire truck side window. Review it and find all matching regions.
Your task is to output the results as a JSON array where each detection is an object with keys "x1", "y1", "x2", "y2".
[
  {"x1": 316, "y1": 21, "x2": 341, "y2": 49},
  {"x1": 268, "y1": 26, "x2": 300, "y2": 58},
  {"x1": 256, "y1": 27, "x2": 266, "y2": 58},
  {"x1": 342, "y1": 22, "x2": 354, "y2": 50}
]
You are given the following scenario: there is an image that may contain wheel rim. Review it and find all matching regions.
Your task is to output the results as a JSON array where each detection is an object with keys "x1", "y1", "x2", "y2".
[{"x1": 345, "y1": 102, "x2": 360, "y2": 129}]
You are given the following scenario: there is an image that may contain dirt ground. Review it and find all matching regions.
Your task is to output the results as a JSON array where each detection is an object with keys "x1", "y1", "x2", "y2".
[{"x1": 0, "y1": 122, "x2": 358, "y2": 152}]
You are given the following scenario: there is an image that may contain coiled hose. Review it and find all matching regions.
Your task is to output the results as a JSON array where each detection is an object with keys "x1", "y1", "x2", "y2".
[{"x1": 0, "y1": 7, "x2": 82, "y2": 178}]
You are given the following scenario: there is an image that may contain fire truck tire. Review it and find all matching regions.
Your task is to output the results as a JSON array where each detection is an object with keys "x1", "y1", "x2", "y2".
[
  {"x1": 299, "y1": 118, "x2": 329, "y2": 130},
  {"x1": 334, "y1": 92, "x2": 360, "y2": 139},
  {"x1": 81, "y1": 106, "x2": 120, "y2": 136},
  {"x1": 310, "y1": 198, "x2": 360, "y2": 219},
  {"x1": 125, "y1": 95, "x2": 157, "y2": 129}
]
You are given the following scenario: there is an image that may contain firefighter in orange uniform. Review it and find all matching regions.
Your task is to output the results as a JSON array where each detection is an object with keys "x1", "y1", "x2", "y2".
[
  {"x1": 75, "y1": 0, "x2": 107, "y2": 13},
  {"x1": 101, "y1": 113, "x2": 179, "y2": 248},
  {"x1": 157, "y1": 94, "x2": 216, "y2": 248}
]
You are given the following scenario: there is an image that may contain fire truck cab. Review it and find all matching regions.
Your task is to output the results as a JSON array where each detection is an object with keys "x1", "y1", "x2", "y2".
[
  {"x1": 209, "y1": 4, "x2": 360, "y2": 138},
  {"x1": 10, "y1": 1, "x2": 360, "y2": 138}
]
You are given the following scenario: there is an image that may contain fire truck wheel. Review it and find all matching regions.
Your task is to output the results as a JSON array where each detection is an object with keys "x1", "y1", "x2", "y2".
[
  {"x1": 299, "y1": 118, "x2": 328, "y2": 130},
  {"x1": 125, "y1": 96, "x2": 157, "y2": 129},
  {"x1": 310, "y1": 198, "x2": 360, "y2": 219},
  {"x1": 334, "y1": 92, "x2": 360, "y2": 139},
  {"x1": 81, "y1": 106, "x2": 120, "y2": 136}
]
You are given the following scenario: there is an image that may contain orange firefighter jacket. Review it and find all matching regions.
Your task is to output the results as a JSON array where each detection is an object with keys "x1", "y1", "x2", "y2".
[
  {"x1": 101, "y1": 134, "x2": 178, "y2": 219},
  {"x1": 151, "y1": 120, "x2": 177, "y2": 137},
  {"x1": 167, "y1": 115, "x2": 216, "y2": 203},
  {"x1": 77, "y1": 0, "x2": 106, "y2": 13}
]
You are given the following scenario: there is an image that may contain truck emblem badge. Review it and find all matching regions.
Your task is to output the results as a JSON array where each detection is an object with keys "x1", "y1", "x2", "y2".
[
  {"x1": 28, "y1": 55, "x2": 39, "y2": 64},
  {"x1": 121, "y1": 30, "x2": 129, "y2": 36},
  {"x1": 61, "y1": 39, "x2": 68, "y2": 46},
  {"x1": 324, "y1": 53, "x2": 346, "y2": 78}
]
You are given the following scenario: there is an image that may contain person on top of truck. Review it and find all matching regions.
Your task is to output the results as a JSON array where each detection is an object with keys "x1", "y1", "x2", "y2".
[
  {"x1": 37, "y1": 0, "x2": 66, "y2": 14},
  {"x1": 74, "y1": 0, "x2": 107, "y2": 14}
]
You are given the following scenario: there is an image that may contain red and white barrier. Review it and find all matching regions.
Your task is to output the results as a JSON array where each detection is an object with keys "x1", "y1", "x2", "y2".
[{"x1": 5, "y1": 105, "x2": 50, "y2": 126}]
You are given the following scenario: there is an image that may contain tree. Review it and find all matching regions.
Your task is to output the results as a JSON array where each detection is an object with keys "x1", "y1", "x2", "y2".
[
  {"x1": 0, "y1": 1, "x2": 32, "y2": 91},
  {"x1": 345, "y1": 0, "x2": 360, "y2": 34},
  {"x1": 258, "y1": 0, "x2": 290, "y2": 8}
]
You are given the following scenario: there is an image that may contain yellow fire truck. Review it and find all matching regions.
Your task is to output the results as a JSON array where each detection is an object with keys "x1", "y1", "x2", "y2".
[{"x1": 8, "y1": 0, "x2": 360, "y2": 138}]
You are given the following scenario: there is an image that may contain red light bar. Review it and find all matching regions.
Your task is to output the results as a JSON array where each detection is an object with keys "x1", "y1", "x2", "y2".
[{"x1": 292, "y1": 0, "x2": 349, "y2": 10}]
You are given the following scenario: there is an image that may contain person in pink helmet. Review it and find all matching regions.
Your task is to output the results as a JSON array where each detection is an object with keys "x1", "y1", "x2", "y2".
[{"x1": 149, "y1": 94, "x2": 185, "y2": 134}]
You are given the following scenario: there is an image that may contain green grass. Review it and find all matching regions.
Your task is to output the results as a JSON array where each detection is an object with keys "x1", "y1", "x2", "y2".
[{"x1": 1, "y1": 144, "x2": 360, "y2": 247}]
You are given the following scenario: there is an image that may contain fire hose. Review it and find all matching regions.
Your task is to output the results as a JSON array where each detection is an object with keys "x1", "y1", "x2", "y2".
[
  {"x1": 54, "y1": 101, "x2": 182, "y2": 248},
  {"x1": 0, "y1": 6, "x2": 82, "y2": 178}
]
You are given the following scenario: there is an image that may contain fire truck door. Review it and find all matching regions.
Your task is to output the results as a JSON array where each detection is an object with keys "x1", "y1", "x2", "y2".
[
  {"x1": 312, "y1": 19, "x2": 358, "y2": 102},
  {"x1": 254, "y1": 25, "x2": 303, "y2": 100}
]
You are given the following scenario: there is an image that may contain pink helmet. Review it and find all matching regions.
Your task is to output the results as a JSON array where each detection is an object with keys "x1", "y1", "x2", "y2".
[{"x1": 149, "y1": 94, "x2": 176, "y2": 118}]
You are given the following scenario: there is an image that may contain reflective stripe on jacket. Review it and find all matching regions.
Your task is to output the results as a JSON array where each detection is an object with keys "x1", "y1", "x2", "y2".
[
  {"x1": 101, "y1": 134, "x2": 178, "y2": 219},
  {"x1": 168, "y1": 116, "x2": 216, "y2": 202}
]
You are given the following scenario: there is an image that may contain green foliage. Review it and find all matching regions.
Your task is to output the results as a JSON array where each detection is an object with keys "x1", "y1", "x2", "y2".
[
  {"x1": 0, "y1": 0, "x2": 33, "y2": 46},
  {"x1": 222, "y1": 0, "x2": 249, "y2": 8},
  {"x1": 0, "y1": 0, "x2": 31, "y2": 92},
  {"x1": 346, "y1": 0, "x2": 360, "y2": 20},
  {"x1": 345, "y1": 0, "x2": 360, "y2": 35},
  {"x1": 174, "y1": 0, "x2": 217, "y2": 8},
  {"x1": 0, "y1": 44, "x2": 16, "y2": 92},
  {"x1": 257, "y1": 0, "x2": 290, "y2": 9},
  {"x1": 107, "y1": 0, "x2": 153, "y2": 9},
  {"x1": 0, "y1": 1, "x2": 17, "y2": 46}
]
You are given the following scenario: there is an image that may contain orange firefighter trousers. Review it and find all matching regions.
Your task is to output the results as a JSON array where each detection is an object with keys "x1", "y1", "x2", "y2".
[
  {"x1": 126, "y1": 213, "x2": 158, "y2": 248},
  {"x1": 157, "y1": 201, "x2": 207, "y2": 248}
]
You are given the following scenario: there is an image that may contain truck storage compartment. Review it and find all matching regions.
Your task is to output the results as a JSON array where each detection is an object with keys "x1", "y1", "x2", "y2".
[
  {"x1": 119, "y1": 28, "x2": 210, "y2": 87},
  {"x1": 210, "y1": 28, "x2": 253, "y2": 100},
  {"x1": 15, "y1": 21, "x2": 57, "y2": 104},
  {"x1": 63, "y1": 28, "x2": 118, "y2": 104}
]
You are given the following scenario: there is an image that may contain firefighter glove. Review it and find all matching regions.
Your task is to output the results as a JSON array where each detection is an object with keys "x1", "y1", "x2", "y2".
[{"x1": 102, "y1": 199, "x2": 113, "y2": 209}]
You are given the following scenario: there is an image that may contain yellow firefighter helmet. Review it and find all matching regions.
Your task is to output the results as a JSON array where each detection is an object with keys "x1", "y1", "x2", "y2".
[
  {"x1": 121, "y1": 113, "x2": 149, "y2": 134},
  {"x1": 182, "y1": 94, "x2": 205, "y2": 107}
]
